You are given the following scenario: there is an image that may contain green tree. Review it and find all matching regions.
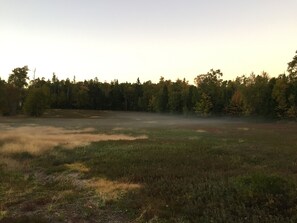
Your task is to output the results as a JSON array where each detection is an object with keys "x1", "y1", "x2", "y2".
[
  {"x1": 24, "y1": 86, "x2": 49, "y2": 116},
  {"x1": 286, "y1": 50, "x2": 297, "y2": 118},
  {"x1": 241, "y1": 72, "x2": 273, "y2": 116},
  {"x1": 287, "y1": 50, "x2": 297, "y2": 80},
  {"x1": 168, "y1": 79, "x2": 189, "y2": 113},
  {"x1": 168, "y1": 81, "x2": 182, "y2": 113},
  {"x1": 109, "y1": 80, "x2": 124, "y2": 110},
  {"x1": 186, "y1": 85, "x2": 198, "y2": 113},
  {"x1": 75, "y1": 82, "x2": 90, "y2": 109},
  {"x1": 195, "y1": 69, "x2": 224, "y2": 114},
  {"x1": 122, "y1": 82, "x2": 134, "y2": 111},
  {"x1": 0, "y1": 78, "x2": 6, "y2": 114},
  {"x1": 156, "y1": 77, "x2": 169, "y2": 112},
  {"x1": 8, "y1": 66, "x2": 29, "y2": 89},
  {"x1": 49, "y1": 73, "x2": 60, "y2": 108},
  {"x1": 141, "y1": 81, "x2": 156, "y2": 112},
  {"x1": 87, "y1": 79, "x2": 105, "y2": 110},
  {"x1": 222, "y1": 80, "x2": 238, "y2": 115},
  {"x1": 6, "y1": 66, "x2": 30, "y2": 113},
  {"x1": 227, "y1": 90, "x2": 244, "y2": 116},
  {"x1": 194, "y1": 93, "x2": 213, "y2": 116},
  {"x1": 1, "y1": 84, "x2": 23, "y2": 115}
]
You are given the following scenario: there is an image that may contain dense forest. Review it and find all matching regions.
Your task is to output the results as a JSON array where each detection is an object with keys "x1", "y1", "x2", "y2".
[{"x1": 0, "y1": 51, "x2": 297, "y2": 119}]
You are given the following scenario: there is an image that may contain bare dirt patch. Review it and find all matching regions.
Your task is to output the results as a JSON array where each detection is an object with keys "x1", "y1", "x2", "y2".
[{"x1": 0, "y1": 126, "x2": 147, "y2": 155}]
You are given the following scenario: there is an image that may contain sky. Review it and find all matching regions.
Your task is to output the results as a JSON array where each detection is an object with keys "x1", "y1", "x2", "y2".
[{"x1": 0, "y1": 0, "x2": 296, "y2": 84}]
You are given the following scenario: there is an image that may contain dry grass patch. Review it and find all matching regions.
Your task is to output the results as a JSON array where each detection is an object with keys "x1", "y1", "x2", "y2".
[
  {"x1": 196, "y1": 129, "x2": 207, "y2": 133},
  {"x1": 237, "y1": 127, "x2": 250, "y2": 131},
  {"x1": 0, "y1": 126, "x2": 148, "y2": 155},
  {"x1": 112, "y1": 127, "x2": 127, "y2": 131},
  {"x1": 88, "y1": 178, "x2": 142, "y2": 201},
  {"x1": 65, "y1": 162, "x2": 90, "y2": 173}
]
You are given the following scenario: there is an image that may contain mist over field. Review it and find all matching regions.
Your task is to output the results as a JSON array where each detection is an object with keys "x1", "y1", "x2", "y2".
[{"x1": 0, "y1": 109, "x2": 243, "y2": 132}]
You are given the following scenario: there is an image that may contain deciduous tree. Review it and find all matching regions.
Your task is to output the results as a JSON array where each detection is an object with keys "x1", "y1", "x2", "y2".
[
  {"x1": 2, "y1": 66, "x2": 30, "y2": 114},
  {"x1": 24, "y1": 86, "x2": 49, "y2": 116}
]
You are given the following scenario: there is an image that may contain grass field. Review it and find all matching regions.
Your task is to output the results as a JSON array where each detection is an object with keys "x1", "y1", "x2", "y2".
[{"x1": 1, "y1": 110, "x2": 297, "y2": 222}]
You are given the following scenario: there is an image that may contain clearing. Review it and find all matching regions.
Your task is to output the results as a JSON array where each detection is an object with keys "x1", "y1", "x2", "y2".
[{"x1": 1, "y1": 110, "x2": 297, "y2": 223}]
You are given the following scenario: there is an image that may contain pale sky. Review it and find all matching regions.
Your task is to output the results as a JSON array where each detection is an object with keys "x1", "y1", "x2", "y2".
[{"x1": 0, "y1": 0, "x2": 296, "y2": 84}]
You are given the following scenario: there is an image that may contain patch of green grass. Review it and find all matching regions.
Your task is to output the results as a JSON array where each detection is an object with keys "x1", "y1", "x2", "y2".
[{"x1": 234, "y1": 174, "x2": 295, "y2": 211}]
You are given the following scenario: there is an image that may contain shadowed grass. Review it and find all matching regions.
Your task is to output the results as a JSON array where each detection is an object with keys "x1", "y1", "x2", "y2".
[{"x1": 1, "y1": 111, "x2": 297, "y2": 222}]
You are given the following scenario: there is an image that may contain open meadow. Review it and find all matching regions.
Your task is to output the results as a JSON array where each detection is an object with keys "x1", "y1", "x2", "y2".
[{"x1": 1, "y1": 110, "x2": 297, "y2": 222}]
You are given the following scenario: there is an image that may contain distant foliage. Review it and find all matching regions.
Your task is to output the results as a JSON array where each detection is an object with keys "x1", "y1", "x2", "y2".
[
  {"x1": 1, "y1": 51, "x2": 297, "y2": 118},
  {"x1": 0, "y1": 83, "x2": 20, "y2": 115},
  {"x1": 24, "y1": 86, "x2": 49, "y2": 116},
  {"x1": 0, "y1": 66, "x2": 29, "y2": 115},
  {"x1": 194, "y1": 93, "x2": 213, "y2": 116}
]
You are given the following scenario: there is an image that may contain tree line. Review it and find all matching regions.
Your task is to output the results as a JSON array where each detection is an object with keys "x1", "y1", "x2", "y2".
[{"x1": 0, "y1": 51, "x2": 296, "y2": 119}]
